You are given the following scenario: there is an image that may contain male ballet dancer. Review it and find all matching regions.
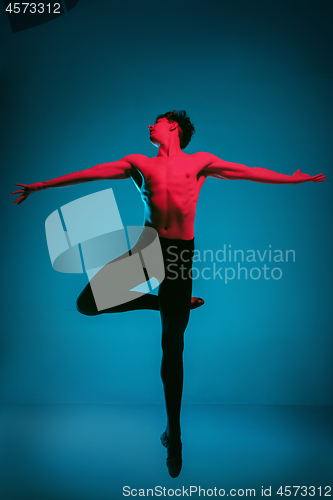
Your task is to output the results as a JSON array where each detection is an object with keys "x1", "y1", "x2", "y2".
[{"x1": 12, "y1": 110, "x2": 325, "y2": 477}]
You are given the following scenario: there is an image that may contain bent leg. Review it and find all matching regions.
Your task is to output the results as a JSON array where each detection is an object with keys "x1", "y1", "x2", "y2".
[
  {"x1": 76, "y1": 228, "x2": 160, "y2": 315},
  {"x1": 76, "y1": 228, "x2": 202, "y2": 316},
  {"x1": 77, "y1": 281, "x2": 203, "y2": 316},
  {"x1": 76, "y1": 282, "x2": 160, "y2": 316}
]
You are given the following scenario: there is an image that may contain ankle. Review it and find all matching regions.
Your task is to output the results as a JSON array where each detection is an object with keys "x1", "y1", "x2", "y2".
[{"x1": 166, "y1": 427, "x2": 181, "y2": 442}]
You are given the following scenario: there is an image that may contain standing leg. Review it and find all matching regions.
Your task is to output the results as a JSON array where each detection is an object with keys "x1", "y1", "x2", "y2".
[
  {"x1": 158, "y1": 238, "x2": 194, "y2": 477},
  {"x1": 159, "y1": 287, "x2": 191, "y2": 440}
]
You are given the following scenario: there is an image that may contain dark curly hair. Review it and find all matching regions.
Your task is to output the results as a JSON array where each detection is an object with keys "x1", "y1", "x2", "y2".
[{"x1": 155, "y1": 110, "x2": 195, "y2": 149}]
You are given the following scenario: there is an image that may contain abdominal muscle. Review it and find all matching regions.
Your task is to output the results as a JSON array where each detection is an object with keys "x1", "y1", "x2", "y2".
[
  {"x1": 140, "y1": 169, "x2": 203, "y2": 240},
  {"x1": 131, "y1": 154, "x2": 207, "y2": 240},
  {"x1": 143, "y1": 206, "x2": 196, "y2": 240}
]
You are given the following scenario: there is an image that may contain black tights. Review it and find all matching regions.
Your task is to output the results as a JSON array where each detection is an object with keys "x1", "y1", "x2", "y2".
[
  {"x1": 76, "y1": 232, "x2": 194, "y2": 440},
  {"x1": 158, "y1": 236, "x2": 194, "y2": 439}
]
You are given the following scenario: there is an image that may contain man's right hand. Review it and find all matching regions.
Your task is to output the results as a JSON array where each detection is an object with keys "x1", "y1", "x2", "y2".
[{"x1": 11, "y1": 182, "x2": 43, "y2": 205}]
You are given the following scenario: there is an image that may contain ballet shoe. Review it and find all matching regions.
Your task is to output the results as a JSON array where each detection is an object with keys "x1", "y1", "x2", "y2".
[
  {"x1": 160, "y1": 431, "x2": 182, "y2": 478},
  {"x1": 190, "y1": 297, "x2": 205, "y2": 310}
]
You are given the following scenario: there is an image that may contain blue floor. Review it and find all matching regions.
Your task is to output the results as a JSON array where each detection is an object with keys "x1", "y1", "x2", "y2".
[{"x1": 1, "y1": 405, "x2": 332, "y2": 499}]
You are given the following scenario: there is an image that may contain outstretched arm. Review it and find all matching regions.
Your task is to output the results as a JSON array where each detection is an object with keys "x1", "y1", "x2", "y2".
[
  {"x1": 200, "y1": 153, "x2": 325, "y2": 185},
  {"x1": 12, "y1": 154, "x2": 143, "y2": 205}
]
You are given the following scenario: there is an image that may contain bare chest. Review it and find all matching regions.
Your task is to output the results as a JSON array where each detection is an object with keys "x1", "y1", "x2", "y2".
[{"x1": 138, "y1": 158, "x2": 203, "y2": 195}]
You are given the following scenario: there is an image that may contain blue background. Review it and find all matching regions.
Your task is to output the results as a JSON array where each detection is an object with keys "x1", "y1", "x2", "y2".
[{"x1": 1, "y1": 0, "x2": 332, "y2": 406}]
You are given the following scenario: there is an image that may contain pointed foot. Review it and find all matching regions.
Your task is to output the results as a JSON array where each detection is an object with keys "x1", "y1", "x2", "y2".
[
  {"x1": 190, "y1": 297, "x2": 205, "y2": 310},
  {"x1": 160, "y1": 431, "x2": 182, "y2": 478}
]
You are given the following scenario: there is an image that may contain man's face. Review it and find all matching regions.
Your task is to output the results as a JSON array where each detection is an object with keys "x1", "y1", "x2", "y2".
[{"x1": 148, "y1": 118, "x2": 175, "y2": 147}]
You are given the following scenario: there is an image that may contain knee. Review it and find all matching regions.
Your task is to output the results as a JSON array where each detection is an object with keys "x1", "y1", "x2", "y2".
[
  {"x1": 76, "y1": 294, "x2": 99, "y2": 316},
  {"x1": 75, "y1": 297, "x2": 87, "y2": 315},
  {"x1": 161, "y1": 333, "x2": 184, "y2": 355}
]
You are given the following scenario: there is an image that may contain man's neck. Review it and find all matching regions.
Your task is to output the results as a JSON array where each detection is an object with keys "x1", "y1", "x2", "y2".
[{"x1": 156, "y1": 138, "x2": 185, "y2": 158}]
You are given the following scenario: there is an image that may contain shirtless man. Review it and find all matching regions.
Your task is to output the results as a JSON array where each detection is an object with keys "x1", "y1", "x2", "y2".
[{"x1": 12, "y1": 110, "x2": 325, "y2": 478}]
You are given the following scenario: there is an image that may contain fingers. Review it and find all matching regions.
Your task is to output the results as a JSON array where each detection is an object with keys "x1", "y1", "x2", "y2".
[
  {"x1": 311, "y1": 174, "x2": 325, "y2": 182},
  {"x1": 13, "y1": 194, "x2": 28, "y2": 204},
  {"x1": 12, "y1": 183, "x2": 29, "y2": 195},
  {"x1": 12, "y1": 183, "x2": 31, "y2": 197}
]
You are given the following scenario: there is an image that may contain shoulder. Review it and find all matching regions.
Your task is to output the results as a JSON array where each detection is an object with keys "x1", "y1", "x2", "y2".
[
  {"x1": 121, "y1": 154, "x2": 148, "y2": 168},
  {"x1": 192, "y1": 152, "x2": 221, "y2": 165},
  {"x1": 120, "y1": 154, "x2": 150, "y2": 190},
  {"x1": 192, "y1": 151, "x2": 220, "y2": 165}
]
